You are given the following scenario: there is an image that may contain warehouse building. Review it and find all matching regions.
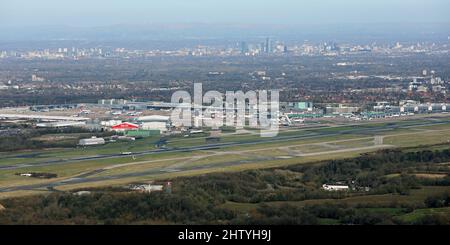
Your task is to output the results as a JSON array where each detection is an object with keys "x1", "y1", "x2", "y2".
[
  {"x1": 111, "y1": 122, "x2": 139, "y2": 132},
  {"x1": 285, "y1": 102, "x2": 314, "y2": 111},
  {"x1": 78, "y1": 137, "x2": 106, "y2": 146},
  {"x1": 137, "y1": 115, "x2": 171, "y2": 133},
  {"x1": 36, "y1": 121, "x2": 86, "y2": 128},
  {"x1": 326, "y1": 104, "x2": 360, "y2": 115},
  {"x1": 100, "y1": 120, "x2": 122, "y2": 127},
  {"x1": 322, "y1": 184, "x2": 349, "y2": 191},
  {"x1": 129, "y1": 184, "x2": 164, "y2": 193}
]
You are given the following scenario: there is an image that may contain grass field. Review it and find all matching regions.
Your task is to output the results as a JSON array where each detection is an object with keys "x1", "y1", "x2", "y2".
[
  {"x1": 220, "y1": 186, "x2": 450, "y2": 214},
  {"x1": 384, "y1": 130, "x2": 450, "y2": 147},
  {"x1": 395, "y1": 207, "x2": 450, "y2": 223},
  {"x1": 2, "y1": 116, "x2": 450, "y2": 197}
]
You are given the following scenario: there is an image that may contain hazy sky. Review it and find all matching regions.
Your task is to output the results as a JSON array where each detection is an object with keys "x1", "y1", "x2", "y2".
[{"x1": 1, "y1": 0, "x2": 449, "y2": 27}]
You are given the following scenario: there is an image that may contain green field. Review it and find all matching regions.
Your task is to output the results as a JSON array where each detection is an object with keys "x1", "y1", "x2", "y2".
[
  {"x1": 2, "y1": 116, "x2": 450, "y2": 197},
  {"x1": 1, "y1": 143, "x2": 450, "y2": 225},
  {"x1": 395, "y1": 207, "x2": 450, "y2": 223}
]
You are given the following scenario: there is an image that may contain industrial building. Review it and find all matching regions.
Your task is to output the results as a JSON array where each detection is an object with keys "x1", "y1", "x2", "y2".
[
  {"x1": 290, "y1": 102, "x2": 314, "y2": 111},
  {"x1": 129, "y1": 184, "x2": 164, "y2": 193},
  {"x1": 371, "y1": 102, "x2": 450, "y2": 118},
  {"x1": 101, "y1": 120, "x2": 122, "y2": 127},
  {"x1": 111, "y1": 122, "x2": 139, "y2": 132},
  {"x1": 36, "y1": 121, "x2": 86, "y2": 128},
  {"x1": 98, "y1": 99, "x2": 190, "y2": 111},
  {"x1": 286, "y1": 112, "x2": 323, "y2": 119},
  {"x1": 29, "y1": 104, "x2": 80, "y2": 112},
  {"x1": 137, "y1": 115, "x2": 171, "y2": 133},
  {"x1": 0, "y1": 113, "x2": 89, "y2": 121},
  {"x1": 322, "y1": 184, "x2": 350, "y2": 191},
  {"x1": 326, "y1": 104, "x2": 360, "y2": 115},
  {"x1": 78, "y1": 137, "x2": 106, "y2": 146}
]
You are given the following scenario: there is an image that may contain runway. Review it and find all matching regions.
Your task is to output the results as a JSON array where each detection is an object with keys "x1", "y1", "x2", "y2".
[
  {"x1": 1, "y1": 117, "x2": 449, "y2": 193},
  {"x1": 1, "y1": 118, "x2": 447, "y2": 171}
]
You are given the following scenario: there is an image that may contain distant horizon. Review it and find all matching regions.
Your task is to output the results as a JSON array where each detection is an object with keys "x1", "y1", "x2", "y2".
[
  {"x1": 0, "y1": 22, "x2": 449, "y2": 43},
  {"x1": 2, "y1": 0, "x2": 449, "y2": 42},
  {"x1": 2, "y1": 21, "x2": 450, "y2": 28},
  {"x1": 1, "y1": 0, "x2": 450, "y2": 28}
]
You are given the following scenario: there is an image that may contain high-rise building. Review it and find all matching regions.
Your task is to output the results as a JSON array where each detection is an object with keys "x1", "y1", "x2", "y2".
[
  {"x1": 260, "y1": 42, "x2": 265, "y2": 53},
  {"x1": 240, "y1": 41, "x2": 248, "y2": 54},
  {"x1": 265, "y1": 38, "x2": 272, "y2": 54}
]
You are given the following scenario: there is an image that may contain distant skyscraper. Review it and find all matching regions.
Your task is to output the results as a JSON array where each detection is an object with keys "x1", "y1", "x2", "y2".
[
  {"x1": 240, "y1": 41, "x2": 249, "y2": 54},
  {"x1": 260, "y1": 42, "x2": 265, "y2": 53},
  {"x1": 265, "y1": 38, "x2": 272, "y2": 54}
]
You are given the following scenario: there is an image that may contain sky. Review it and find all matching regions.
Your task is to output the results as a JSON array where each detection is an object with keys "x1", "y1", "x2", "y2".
[{"x1": 1, "y1": 0, "x2": 450, "y2": 27}]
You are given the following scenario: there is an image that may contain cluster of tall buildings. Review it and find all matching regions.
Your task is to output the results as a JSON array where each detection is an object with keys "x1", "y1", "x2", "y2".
[
  {"x1": 1, "y1": 40, "x2": 448, "y2": 60},
  {"x1": 240, "y1": 38, "x2": 288, "y2": 55}
]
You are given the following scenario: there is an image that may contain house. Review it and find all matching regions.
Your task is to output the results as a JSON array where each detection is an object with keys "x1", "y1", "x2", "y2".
[
  {"x1": 322, "y1": 184, "x2": 349, "y2": 191},
  {"x1": 111, "y1": 122, "x2": 139, "y2": 132}
]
